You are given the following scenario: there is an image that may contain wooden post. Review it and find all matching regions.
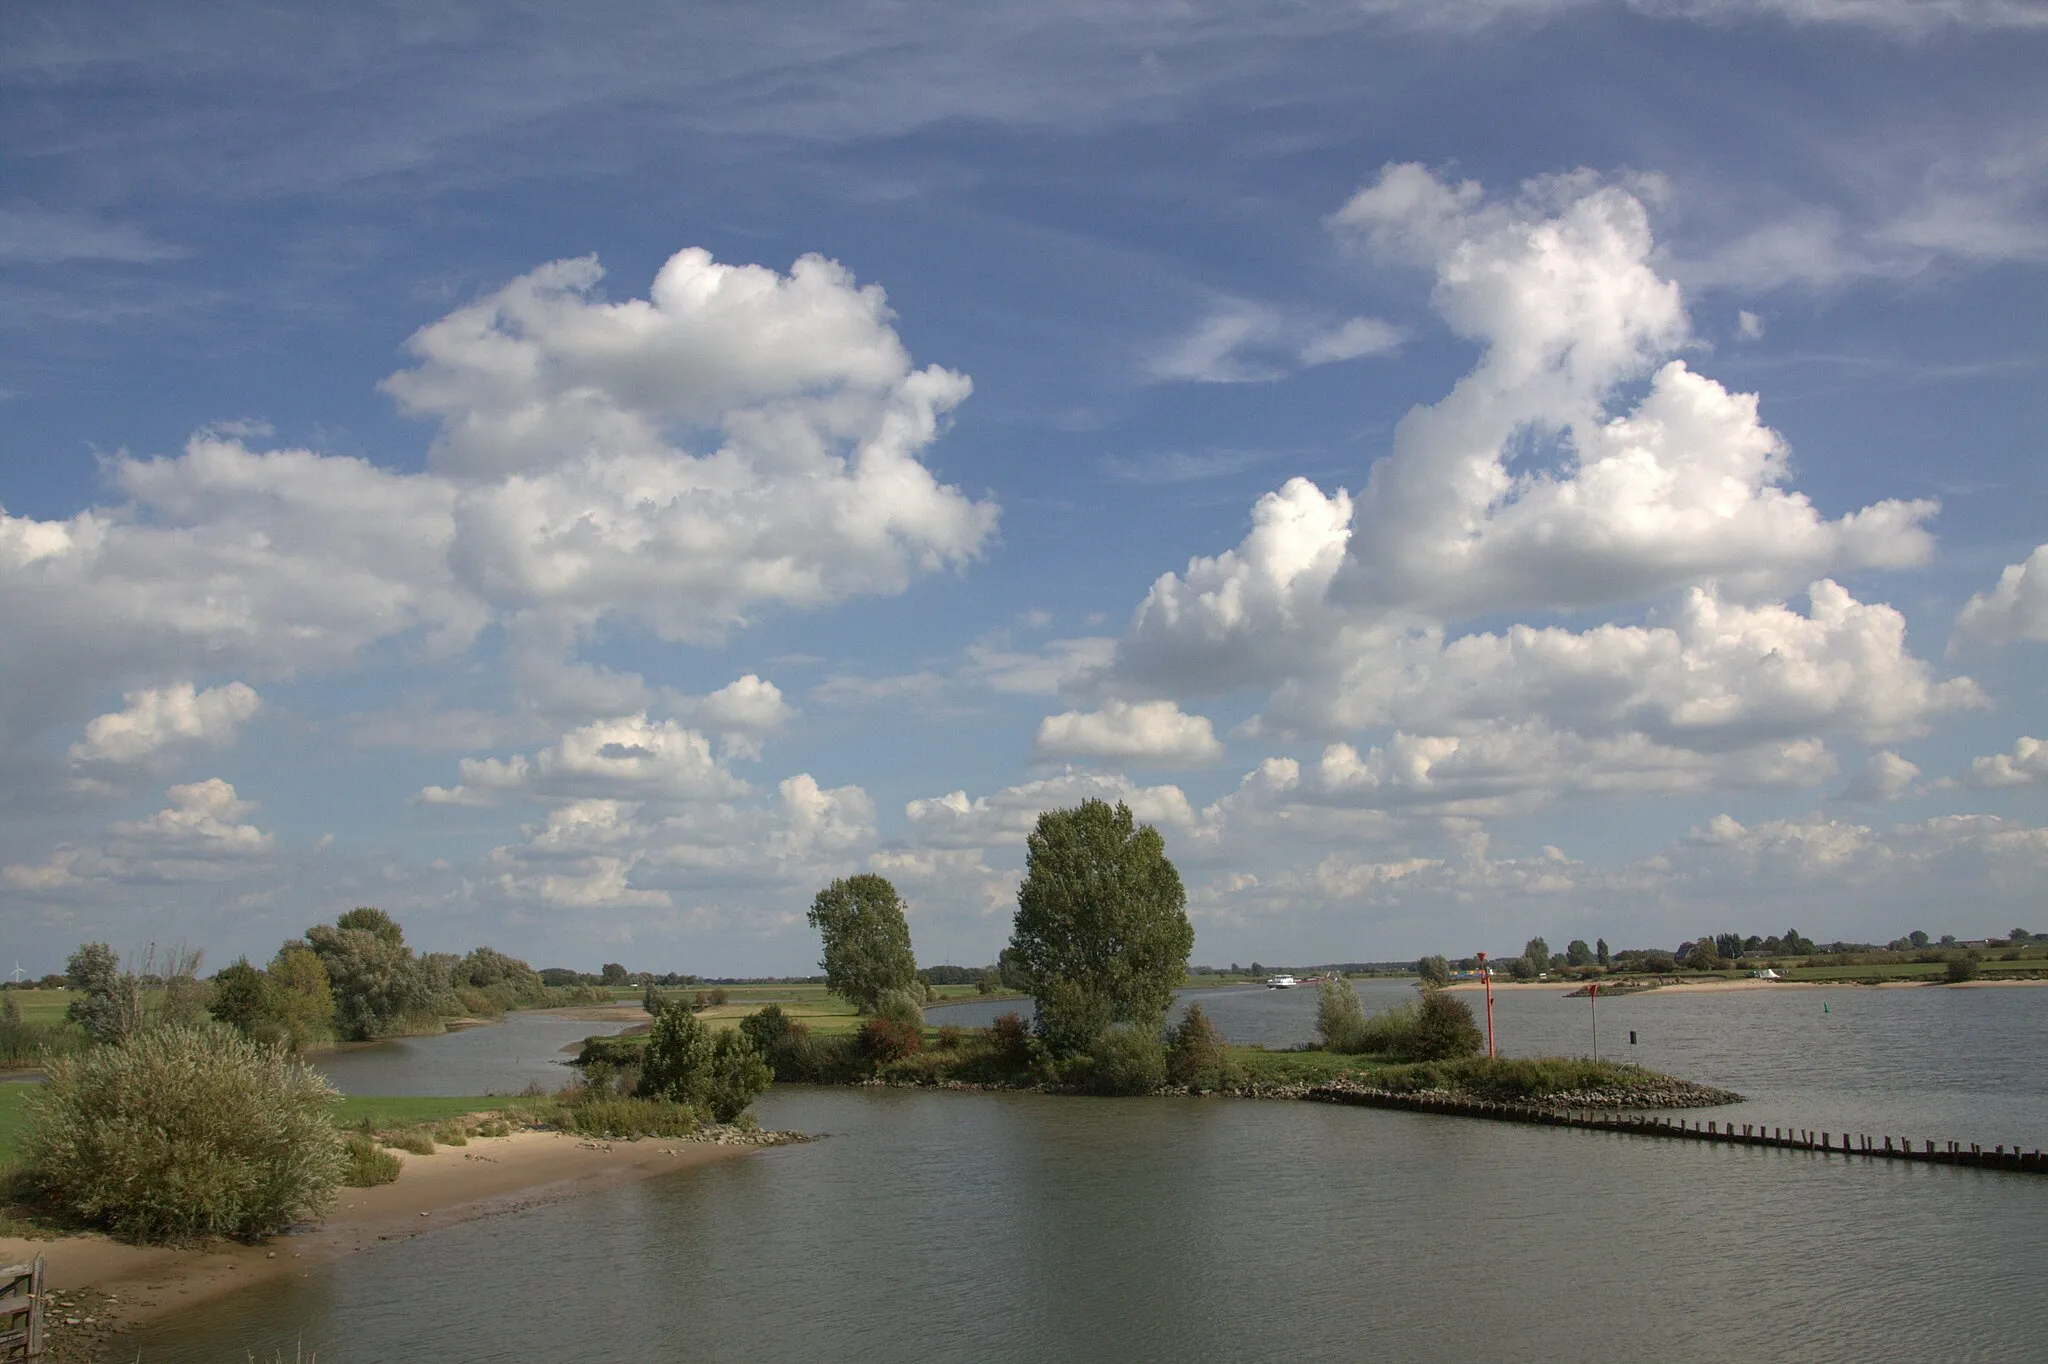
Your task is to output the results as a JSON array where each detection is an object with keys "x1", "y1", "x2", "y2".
[{"x1": 0, "y1": 1254, "x2": 44, "y2": 1361}]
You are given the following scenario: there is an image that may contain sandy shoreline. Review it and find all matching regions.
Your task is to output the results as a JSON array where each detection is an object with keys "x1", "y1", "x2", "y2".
[
  {"x1": 1445, "y1": 976, "x2": 2048, "y2": 994},
  {"x1": 0, "y1": 1128, "x2": 758, "y2": 1337}
]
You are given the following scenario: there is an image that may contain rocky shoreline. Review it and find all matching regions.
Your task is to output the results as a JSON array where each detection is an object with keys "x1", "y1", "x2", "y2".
[{"x1": 841, "y1": 1070, "x2": 1741, "y2": 1113}]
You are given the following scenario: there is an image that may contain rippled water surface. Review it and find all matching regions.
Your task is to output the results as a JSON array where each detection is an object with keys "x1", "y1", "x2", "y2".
[{"x1": 124, "y1": 985, "x2": 2048, "y2": 1363}]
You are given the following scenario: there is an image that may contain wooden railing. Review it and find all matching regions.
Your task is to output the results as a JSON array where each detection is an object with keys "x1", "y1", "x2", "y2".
[{"x1": 0, "y1": 1255, "x2": 44, "y2": 1361}]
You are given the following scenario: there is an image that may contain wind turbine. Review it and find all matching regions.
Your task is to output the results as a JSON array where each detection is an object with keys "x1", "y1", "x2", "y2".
[{"x1": 8, "y1": 962, "x2": 23, "y2": 985}]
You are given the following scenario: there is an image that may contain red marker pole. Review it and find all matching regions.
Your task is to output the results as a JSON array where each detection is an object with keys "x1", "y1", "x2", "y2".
[
  {"x1": 1477, "y1": 951, "x2": 1496, "y2": 1059},
  {"x1": 1589, "y1": 981, "x2": 1599, "y2": 1063}
]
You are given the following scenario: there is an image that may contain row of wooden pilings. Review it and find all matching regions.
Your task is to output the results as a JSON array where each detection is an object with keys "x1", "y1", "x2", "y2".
[{"x1": 1302, "y1": 1086, "x2": 2048, "y2": 1175}]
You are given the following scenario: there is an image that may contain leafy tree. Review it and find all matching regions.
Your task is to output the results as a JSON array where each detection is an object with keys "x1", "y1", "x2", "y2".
[
  {"x1": 66, "y1": 942, "x2": 127, "y2": 1044},
  {"x1": 1316, "y1": 976, "x2": 1368, "y2": 1052},
  {"x1": 1410, "y1": 990, "x2": 1484, "y2": 1061},
  {"x1": 1165, "y1": 1004, "x2": 1236, "y2": 1091},
  {"x1": 1416, "y1": 955, "x2": 1451, "y2": 987},
  {"x1": 334, "y1": 907, "x2": 404, "y2": 946},
  {"x1": 639, "y1": 998, "x2": 715, "y2": 1099},
  {"x1": 976, "y1": 966, "x2": 1001, "y2": 995},
  {"x1": 1685, "y1": 937, "x2": 1723, "y2": 971},
  {"x1": 600, "y1": 962, "x2": 630, "y2": 986},
  {"x1": 208, "y1": 958, "x2": 270, "y2": 1036},
  {"x1": 306, "y1": 912, "x2": 431, "y2": 1041},
  {"x1": 1007, "y1": 800, "x2": 1193, "y2": 1050},
  {"x1": 1565, "y1": 940, "x2": 1593, "y2": 968},
  {"x1": 638, "y1": 999, "x2": 771, "y2": 1121},
  {"x1": 1946, "y1": 953, "x2": 1982, "y2": 983},
  {"x1": 1595, "y1": 938, "x2": 1610, "y2": 968},
  {"x1": 807, "y1": 874, "x2": 918, "y2": 1013},
  {"x1": 738, "y1": 1004, "x2": 795, "y2": 1054},
  {"x1": 1714, "y1": 932, "x2": 1745, "y2": 960},
  {"x1": 1909, "y1": 929, "x2": 1931, "y2": 949},
  {"x1": 266, "y1": 946, "x2": 336, "y2": 1051},
  {"x1": 1521, "y1": 938, "x2": 1551, "y2": 978}
]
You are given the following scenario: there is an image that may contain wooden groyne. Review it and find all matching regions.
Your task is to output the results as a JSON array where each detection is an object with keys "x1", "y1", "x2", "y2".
[{"x1": 1303, "y1": 1086, "x2": 2048, "y2": 1175}]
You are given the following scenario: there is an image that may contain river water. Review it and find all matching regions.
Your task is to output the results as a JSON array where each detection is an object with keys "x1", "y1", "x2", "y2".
[{"x1": 121, "y1": 985, "x2": 2048, "y2": 1362}]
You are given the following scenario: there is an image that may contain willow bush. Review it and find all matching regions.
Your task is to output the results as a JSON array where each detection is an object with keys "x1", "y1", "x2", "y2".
[{"x1": 20, "y1": 1022, "x2": 344, "y2": 1243}]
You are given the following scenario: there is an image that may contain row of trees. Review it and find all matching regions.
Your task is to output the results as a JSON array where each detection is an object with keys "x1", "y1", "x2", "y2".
[{"x1": 43, "y1": 908, "x2": 588, "y2": 1057}]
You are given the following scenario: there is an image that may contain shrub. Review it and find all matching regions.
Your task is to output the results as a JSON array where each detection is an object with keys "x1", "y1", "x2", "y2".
[
  {"x1": 341, "y1": 1134, "x2": 402, "y2": 1187},
  {"x1": 638, "y1": 1000, "x2": 772, "y2": 1121},
  {"x1": 1032, "y1": 977, "x2": 1112, "y2": 1056},
  {"x1": 561, "y1": 1097, "x2": 704, "y2": 1139},
  {"x1": 640, "y1": 999, "x2": 715, "y2": 1098},
  {"x1": 985, "y1": 1012, "x2": 1032, "y2": 1066},
  {"x1": 433, "y1": 1125, "x2": 470, "y2": 1147},
  {"x1": 1316, "y1": 978, "x2": 1368, "y2": 1053},
  {"x1": 766, "y1": 1027, "x2": 863, "y2": 1084},
  {"x1": 1076, "y1": 1024, "x2": 1166, "y2": 1096},
  {"x1": 386, "y1": 1129, "x2": 436, "y2": 1156},
  {"x1": 1165, "y1": 1004, "x2": 1237, "y2": 1091},
  {"x1": 872, "y1": 989, "x2": 926, "y2": 1030},
  {"x1": 473, "y1": 1118, "x2": 512, "y2": 1138},
  {"x1": 1355, "y1": 1000, "x2": 1419, "y2": 1056},
  {"x1": 935, "y1": 1024, "x2": 964, "y2": 1051},
  {"x1": 1408, "y1": 989, "x2": 1484, "y2": 1061},
  {"x1": 859, "y1": 1015, "x2": 923, "y2": 1063},
  {"x1": 701, "y1": 1034, "x2": 774, "y2": 1123},
  {"x1": 0, "y1": 992, "x2": 79, "y2": 1068},
  {"x1": 19, "y1": 1022, "x2": 343, "y2": 1243},
  {"x1": 738, "y1": 1004, "x2": 795, "y2": 1054},
  {"x1": 1947, "y1": 953, "x2": 1982, "y2": 983}
]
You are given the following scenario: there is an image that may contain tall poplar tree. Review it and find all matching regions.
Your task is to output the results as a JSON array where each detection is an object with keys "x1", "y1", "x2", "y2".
[
  {"x1": 1007, "y1": 800, "x2": 1193, "y2": 1051},
  {"x1": 807, "y1": 874, "x2": 918, "y2": 1013}
]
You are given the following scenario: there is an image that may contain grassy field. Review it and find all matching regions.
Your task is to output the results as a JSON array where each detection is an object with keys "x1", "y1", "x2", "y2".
[
  {"x1": 3, "y1": 989, "x2": 81, "y2": 1028},
  {"x1": 0, "y1": 1086, "x2": 545, "y2": 1167}
]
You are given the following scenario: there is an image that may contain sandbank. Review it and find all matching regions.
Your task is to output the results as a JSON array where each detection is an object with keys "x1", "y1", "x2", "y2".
[
  {"x1": 1448, "y1": 976, "x2": 2048, "y2": 996},
  {"x1": 0, "y1": 1127, "x2": 756, "y2": 1335}
]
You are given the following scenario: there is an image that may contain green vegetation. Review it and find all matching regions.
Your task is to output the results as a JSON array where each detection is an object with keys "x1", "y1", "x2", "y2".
[
  {"x1": 1007, "y1": 799, "x2": 1194, "y2": 1053},
  {"x1": 558, "y1": 1097, "x2": 708, "y2": 1140},
  {"x1": 0, "y1": 991, "x2": 82, "y2": 1069},
  {"x1": 1164, "y1": 1005, "x2": 1238, "y2": 1092},
  {"x1": 807, "y1": 874, "x2": 919, "y2": 1014},
  {"x1": 1947, "y1": 953, "x2": 1982, "y2": 983},
  {"x1": 14, "y1": 1022, "x2": 343, "y2": 1243},
  {"x1": 1229, "y1": 1048, "x2": 1676, "y2": 1102},
  {"x1": 636, "y1": 998, "x2": 773, "y2": 1123},
  {"x1": 1317, "y1": 979, "x2": 1483, "y2": 1062},
  {"x1": 341, "y1": 1134, "x2": 403, "y2": 1187}
]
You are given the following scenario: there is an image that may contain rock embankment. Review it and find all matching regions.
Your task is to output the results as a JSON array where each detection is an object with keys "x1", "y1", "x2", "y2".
[{"x1": 1291, "y1": 1074, "x2": 1740, "y2": 1115}]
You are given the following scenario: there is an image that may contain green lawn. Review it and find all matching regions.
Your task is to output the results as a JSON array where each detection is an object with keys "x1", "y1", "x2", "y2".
[
  {"x1": 0, "y1": 1084, "x2": 33, "y2": 1166},
  {"x1": 0, "y1": 1086, "x2": 539, "y2": 1167},
  {"x1": 4, "y1": 990, "x2": 79, "y2": 1028}
]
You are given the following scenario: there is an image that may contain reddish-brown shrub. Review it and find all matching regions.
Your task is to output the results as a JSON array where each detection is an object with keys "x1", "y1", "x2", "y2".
[
  {"x1": 934, "y1": 1024, "x2": 964, "y2": 1050},
  {"x1": 859, "y1": 1015, "x2": 923, "y2": 1063},
  {"x1": 985, "y1": 1011, "x2": 1031, "y2": 1064}
]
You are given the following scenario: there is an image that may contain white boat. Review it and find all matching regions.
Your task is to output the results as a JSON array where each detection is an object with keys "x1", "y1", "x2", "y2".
[
  {"x1": 1264, "y1": 975, "x2": 1299, "y2": 989},
  {"x1": 1751, "y1": 968, "x2": 1783, "y2": 980}
]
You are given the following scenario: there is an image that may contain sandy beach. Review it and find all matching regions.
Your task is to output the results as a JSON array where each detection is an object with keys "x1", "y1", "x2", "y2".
[
  {"x1": 0, "y1": 1127, "x2": 758, "y2": 1338},
  {"x1": 1445, "y1": 976, "x2": 2048, "y2": 994}
]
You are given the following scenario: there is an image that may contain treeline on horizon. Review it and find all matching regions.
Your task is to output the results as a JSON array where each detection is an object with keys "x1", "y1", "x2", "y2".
[{"x1": 1, "y1": 907, "x2": 612, "y2": 1067}]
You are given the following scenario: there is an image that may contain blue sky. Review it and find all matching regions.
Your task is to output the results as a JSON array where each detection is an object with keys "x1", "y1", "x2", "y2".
[{"x1": 4, "y1": 0, "x2": 2045, "y2": 976}]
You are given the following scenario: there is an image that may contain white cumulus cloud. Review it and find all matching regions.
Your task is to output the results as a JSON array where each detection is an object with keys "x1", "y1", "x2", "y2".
[
  {"x1": 1033, "y1": 699, "x2": 1224, "y2": 768},
  {"x1": 1954, "y1": 545, "x2": 2048, "y2": 648},
  {"x1": 1965, "y1": 737, "x2": 2048, "y2": 790},
  {"x1": 68, "y1": 681, "x2": 262, "y2": 772}
]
